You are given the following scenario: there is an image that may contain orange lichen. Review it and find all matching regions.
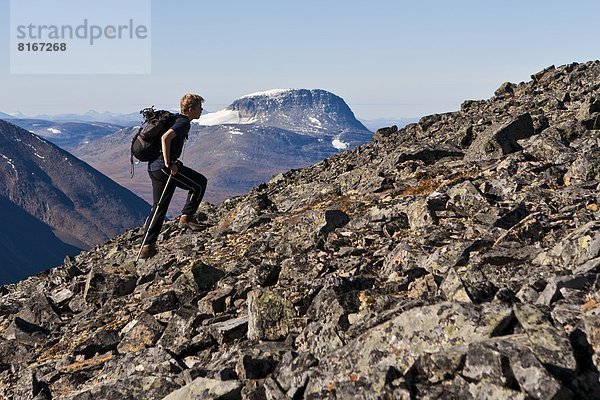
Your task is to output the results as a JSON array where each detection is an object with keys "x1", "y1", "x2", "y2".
[
  {"x1": 58, "y1": 353, "x2": 113, "y2": 373},
  {"x1": 581, "y1": 299, "x2": 598, "y2": 310}
]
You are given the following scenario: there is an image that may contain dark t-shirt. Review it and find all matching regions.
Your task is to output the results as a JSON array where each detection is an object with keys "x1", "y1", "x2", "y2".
[{"x1": 148, "y1": 114, "x2": 191, "y2": 172}]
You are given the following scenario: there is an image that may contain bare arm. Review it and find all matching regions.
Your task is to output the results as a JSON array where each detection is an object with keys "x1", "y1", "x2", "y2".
[{"x1": 161, "y1": 129, "x2": 178, "y2": 175}]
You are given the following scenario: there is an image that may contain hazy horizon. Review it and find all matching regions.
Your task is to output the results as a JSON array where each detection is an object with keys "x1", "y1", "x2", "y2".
[
  {"x1": 1, "y1": 96, "x2": 422, "y2": 123},
  {"x1": 1, "y1": 1, "x2": 599, "y2": 120}
]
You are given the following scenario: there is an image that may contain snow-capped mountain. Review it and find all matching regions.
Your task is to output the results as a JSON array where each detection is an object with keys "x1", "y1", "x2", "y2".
[
  {"x1": 0, "y1": 119, "x2": 150, "y2": 284},
  {"x1": 197, "y1": 88, "x2": 371, "y2": 150},
  {"x1": 72, "y1": 89, "x2": 374, "y2": 205}
]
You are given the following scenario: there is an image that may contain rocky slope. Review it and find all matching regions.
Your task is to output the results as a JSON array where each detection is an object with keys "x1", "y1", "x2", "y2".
[
  {"x1": 1, "y1": 61, "x2": 600, "y2": 399},
  {"x1": 0, "y1": 120, "x2": 150, "y2": 283}
]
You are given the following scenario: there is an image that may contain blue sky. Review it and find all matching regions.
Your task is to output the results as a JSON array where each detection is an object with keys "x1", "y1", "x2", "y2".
[{"x1": 0, "y1": 0, "x2": 599, "y2": 120}]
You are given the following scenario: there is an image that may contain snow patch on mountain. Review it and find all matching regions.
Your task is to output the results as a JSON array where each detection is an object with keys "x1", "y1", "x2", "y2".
[
  {"x1": 24, "y1": 142, "x2": 44, "y2": 159},
  {"x1": 46, "y1": 128, "x2": 62, "y2": 134},
  {"x1": 332, "y1": 138, "x2": 349, "y2": 150},
  {"x1": 1, "y1": 154, "x2": 16, "y2": 172},
  {"x1": 240, "y1": 89, "x2": 292, "y2": 99},
  {"x1": 197, "y1": 109, "x2": 256, "y2": 126},
  {"x1": 308, "y1": 116, "x2": 323, "y2": 128}
]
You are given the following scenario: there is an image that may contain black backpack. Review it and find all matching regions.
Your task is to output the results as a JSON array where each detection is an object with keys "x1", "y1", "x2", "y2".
[{"x1": 130, "y1": 106, "x2": 178, "y2": 175}]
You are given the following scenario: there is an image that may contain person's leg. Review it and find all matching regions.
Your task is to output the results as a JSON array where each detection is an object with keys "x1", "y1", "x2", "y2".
[
  {"x1": 144, "y1": 169, "x2": 176, "y2": 245},
  {"x1": 170, "y1": 164, "x2": 208, "y2": 216},
  {"x1": 144, "y1": 170, "x2": 166, "y2": 231}
]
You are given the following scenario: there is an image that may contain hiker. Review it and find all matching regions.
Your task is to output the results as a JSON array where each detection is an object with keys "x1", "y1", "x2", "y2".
[{"x1": 139, "y1": 93, "x2": 208, "y2": 259}]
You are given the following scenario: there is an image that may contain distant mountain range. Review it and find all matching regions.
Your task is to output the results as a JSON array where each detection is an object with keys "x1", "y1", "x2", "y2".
[
  {"x1": 3, "y1": 104, "x2": 412, "y2": 152},
  {"x1": 72, "y1": 89, "x2": 375, "y2": 207},
  {"x1": 0, "y1": 119, "x2": 150, "y2": 284},
  {"x1": 3, "y1": 106, "x2": 414, "y2": 135},
  {"x1": 5, "y1": 118, "x2": 124, "y2": 150},
  {"x1": 4, "y1": 110, "x2": 143, "y2": 126}
]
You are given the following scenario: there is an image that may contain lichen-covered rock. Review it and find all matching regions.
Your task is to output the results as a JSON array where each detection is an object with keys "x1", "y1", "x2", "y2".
[
  {"x1": 303, "y1": 302, "x2": 514, "y2": 395},
  {"x1": 440, "y1": 267, "x2": 472, "y2": 302},
  {"x1": 582, "y1": 297, "x2": 600, "y2": 373},
  {"x1": 537, "y1": 221, "x2": 600, "y2": 270},
  {"x1": 161, "y1": 376, "x2": 242, "y2": 400},
  {"x1": 83, "y1": 264, "x2": 137, "y2": 306},
  {"x1": 513, "y1": 303, "x2": 577, "y2": 375},
  {"x1": 198, "y1": 288, "x2": 231, "y2": 316},
  {"x1": 117, "y1": 312, "x2": 165, "y2": 354},
  {"x1": 63, "y1": 376, "x2": 180, "y2": 400},
  {"x1": 247, "y1": 289, "x2": 297, "y2": 341},
  {"x1": 464, "y1": 113, "x2": 535, "y2": 162},
  {"x1": 209, "y1": 316, "x2": 248, "y2": 345}
]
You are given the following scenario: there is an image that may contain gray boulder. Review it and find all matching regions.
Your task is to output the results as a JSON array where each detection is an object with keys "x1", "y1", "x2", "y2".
[{"x1": 464, "y1": 113, "x2": 535, "y2": 162}]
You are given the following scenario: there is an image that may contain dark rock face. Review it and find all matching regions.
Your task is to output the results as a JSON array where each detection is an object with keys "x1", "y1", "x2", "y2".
[
  {"x1": 0, "y1": 194, "x2": 81, "y2": 285},
  {"x1": 464, "y1": 113, "x2": 535, "y2": 161},
  {"x1": 2, "y1": 61, "x2": 600, "y2": 399}
]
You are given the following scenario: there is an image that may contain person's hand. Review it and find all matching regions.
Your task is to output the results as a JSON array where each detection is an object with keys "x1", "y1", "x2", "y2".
[{"x1": 170, "y1": 162, "x2": 178, "y2": 176}]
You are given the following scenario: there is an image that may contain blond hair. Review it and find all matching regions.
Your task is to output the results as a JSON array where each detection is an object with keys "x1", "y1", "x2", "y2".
[{"x1": 180, "y1": 93, "x2": 204, "y2": 113}]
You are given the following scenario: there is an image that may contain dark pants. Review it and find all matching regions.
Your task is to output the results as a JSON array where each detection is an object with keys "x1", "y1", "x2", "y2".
[{"x1": 144, "y1": 164, "x2": 207, "y2": 245}]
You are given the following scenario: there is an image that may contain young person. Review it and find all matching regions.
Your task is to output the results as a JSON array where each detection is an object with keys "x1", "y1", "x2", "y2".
[{"x1": 139, "y1": 93, "x2": 208, "y2": 259}]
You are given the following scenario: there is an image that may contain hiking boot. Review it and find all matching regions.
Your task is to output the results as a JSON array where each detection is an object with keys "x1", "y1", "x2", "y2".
[
  {"x1": 178, "y1": 214, "x2": 204, "y2": 231},
  {"x1": 139, "y1": 244, "x2": 158, "y2": 259}
]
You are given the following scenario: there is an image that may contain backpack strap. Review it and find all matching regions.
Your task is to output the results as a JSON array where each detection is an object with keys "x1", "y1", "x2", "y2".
[{"x1": 130, "y1": 129, "x2": 141, "y2": 178}]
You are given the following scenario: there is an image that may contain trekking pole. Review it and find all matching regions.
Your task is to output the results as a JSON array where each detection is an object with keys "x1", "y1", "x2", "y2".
[{"x1": 136, "y1": 174, "x2": 173, "y2": 262}]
